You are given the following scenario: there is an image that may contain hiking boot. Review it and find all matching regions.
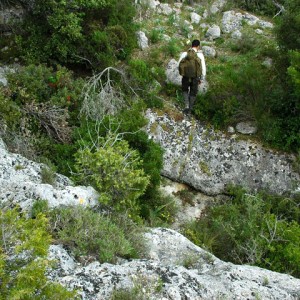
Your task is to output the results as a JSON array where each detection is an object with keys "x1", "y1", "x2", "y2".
[{"x1": 183, "y1": 108, "x2": 190, "y2": 114}]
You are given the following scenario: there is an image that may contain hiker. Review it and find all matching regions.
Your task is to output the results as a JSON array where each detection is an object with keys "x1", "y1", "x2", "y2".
[{"x1": 178, "y1": 39, "x2": 206, "y2": 114}]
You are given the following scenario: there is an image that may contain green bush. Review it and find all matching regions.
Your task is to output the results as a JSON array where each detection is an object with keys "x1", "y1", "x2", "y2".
[
  {"x1": 74, "y1": 133, "x2": 150, "y2": 218},
  {"x1": 49, "y1": 206, "x2": 138, "y2": 263},
  {"x1": 231, "y1": 0, "x2": 284, "y2": 16},
  {"x1": 31, "y1": 199, "x2": 50, "y2": 218},
  {"x1": 128, "y1": 59, "x2": 155, "y2": 90},
  {"x1": 16, "y1": 0, "x2": 137, "y2": 69},
  {"x1": 0, "y1": 88, "x2": 21, "y2": 131},
  {"x1": 0, "y1": 208, "x2": 77, "y2": 299},
  {"x1": 182, "y1": 186, "x2": 300, "y2": 277},
  {"x1": 163, "y1": 38, "x2": 181, "y2": 57}
]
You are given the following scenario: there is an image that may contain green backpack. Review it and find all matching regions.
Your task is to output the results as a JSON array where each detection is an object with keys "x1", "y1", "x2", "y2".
[{"x1": 178, "y1": 48, "x2": 202, "y2": 78}]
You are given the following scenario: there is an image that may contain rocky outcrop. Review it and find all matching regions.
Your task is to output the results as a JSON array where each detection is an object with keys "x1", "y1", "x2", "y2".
[
  {"x1": 48, "y1": 227, "x2": 300, "y2": 300},
  {"x1": 0, "y1": 130, "x2": 300, "y2": 299},
  {"x1": 0, "y1": 138, "x2": 99, "y2": 211},
  {"x1": 145, "y1": 110, "x2": 300, "y2": 196}
]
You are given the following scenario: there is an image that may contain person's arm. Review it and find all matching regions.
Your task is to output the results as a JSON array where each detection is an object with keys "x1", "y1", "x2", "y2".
[
  {"x1": 178, "y1": 52, "x2": 187, "y2": 63},
  {"x1": 198, "y1": 52, "x2": 206, "y2": 80}
]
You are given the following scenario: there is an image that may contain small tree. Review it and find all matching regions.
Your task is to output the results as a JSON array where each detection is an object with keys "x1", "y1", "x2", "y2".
[{"x1": 74, "y1": 131, "x2": 150, "y2": 219}]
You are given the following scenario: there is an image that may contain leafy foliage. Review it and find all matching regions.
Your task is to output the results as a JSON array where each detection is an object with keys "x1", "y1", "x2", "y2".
[
  {"x1": 231, "y1": 0, "x2": 285, "y2": 16},
  {"x1": 182, "y1": 187, "x2": 300, "y2": 277},
  {"x1": 16, "y1": 0, "x2": 137, "y2": 69},
  {"x1": 0, "y1": 208, "x2": 77, "y2": 299},
  {"x1": 49, "y1": 206, "x2": 139, "y2": 263},
  {"x1": 74, "y1": 132, "x2": 150, "y2": 218}
]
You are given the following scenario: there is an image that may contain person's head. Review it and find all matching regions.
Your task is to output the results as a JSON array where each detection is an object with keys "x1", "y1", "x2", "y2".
[{"x1": 192, "y1": 39, "x2": 200, "y2": 48}]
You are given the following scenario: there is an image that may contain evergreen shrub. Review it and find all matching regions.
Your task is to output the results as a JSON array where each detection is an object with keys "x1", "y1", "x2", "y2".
[
  {"x1": 182, "y1": 186, "x2": 300, "y2": 277},
  {"x1": 16, "y1": 0, "x2": 137, "y2": 69},
  {"x1": 49, "y1": 206, "x2": 138, "y2": 263},
  {"x1": 74, "y1": 133, "x2": 150, "y2": 219}
]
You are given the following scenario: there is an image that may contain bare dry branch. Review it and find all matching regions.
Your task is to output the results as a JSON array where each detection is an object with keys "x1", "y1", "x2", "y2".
[
  {"x1": 80, "y1": 67, "x2": 138, "y2": 121},
  {"x1": 23, "y1": 103, "x2": 72, "y2": 143}
]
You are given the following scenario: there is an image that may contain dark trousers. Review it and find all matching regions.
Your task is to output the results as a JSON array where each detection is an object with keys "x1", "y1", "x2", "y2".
[{"x1": 181, "y1": 76, "x2": 199, "y2": 97}]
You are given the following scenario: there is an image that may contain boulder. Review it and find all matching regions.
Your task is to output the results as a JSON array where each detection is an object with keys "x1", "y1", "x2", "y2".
[
  {"x1": 190, "y1": 12, "x2": 201, "y2": 24},
  {"x1": 205, "y1": 24, "x2": 221, "y2": 40},
  {"x1": 236, "y1": 121, "x2": 257, "y2": 134},
  {"x1": 136, "y1": 31, "x2": 149, "y2": 50},
  {"x1": 157, "y1": 3, "x2": 173, "y2": 15},
  {"x1": 202, "y1": 45, "x2": 216, "y2": 57}
]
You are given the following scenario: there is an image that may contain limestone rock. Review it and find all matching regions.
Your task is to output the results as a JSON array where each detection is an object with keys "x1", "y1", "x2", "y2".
[
  {"x1": 190, "y1": 12, "x2": 201, "y2": 24},
  {"x1": 157, "y1": 3, "x2": 173, "y2": 15},
  {"x1": 47, "y1": 228, "x2": 300, "y2": 300},
  {"x1": 236, "y1": 121, "x2": 257, "y2": 134},
  {"x1": 145, "y1": 110, "x2": 300, "y2": 196},
  {"x1": 136, "y1": 31, "x2": 149, "y2": 50},
  {"x1": 231, "y1": 29, "x2": 242, "y2": 39},
  {"x1": 0, "y1": 138, "x2": 99, "y2": 211},
  {"x1": 165, "y1": 58, "x2": 182, "y2": 86},
  {"x1": 205, "y1": 24, "x2": 221, "y2": 40},
  {"x1": 202, "y1": 45, "x2": 216, "y2": 57}
]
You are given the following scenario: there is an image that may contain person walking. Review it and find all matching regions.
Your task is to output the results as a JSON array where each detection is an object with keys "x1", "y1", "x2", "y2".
[{"x1": 178, "y1": 39, "x2": 206, "y2": 114}]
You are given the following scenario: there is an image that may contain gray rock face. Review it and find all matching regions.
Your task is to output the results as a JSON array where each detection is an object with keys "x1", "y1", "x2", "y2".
[
  {"x1": 48, "y1": 228, "x2": 300, "y2": 300},
  {"x1": 0, "y1": 138, "x2": 99, "y2": 211},
  {"x1": 202, "y1": 45, "x2": 216, "y2": 57},
  {"x1": 0, "y1": 7, "x2": 24, "y2": 32},
  {"x1": 136, "y1": 30, "x2": 149, "y2": 50},
  {"x1": 236, "y1": 121, "x2": 257, "y2": 134},
  {"x1": 145, "y1": 110, "x2": 300, "y2": 196},
  {"x1": 190, "y1": 12, "x2": 201, "y2": 24},
  {"x1": 205, "y1": 24, "x2": 221, "y2": 40},
  {"x1": 157, "y1": 3, "x2": 173, "y2": 15}
]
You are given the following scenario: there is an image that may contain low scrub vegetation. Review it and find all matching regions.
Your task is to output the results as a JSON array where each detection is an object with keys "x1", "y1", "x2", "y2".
[
  {"x1": 0, "y1": 207, "x2": 78, "y2": 299},
  {"x1": 182, "y1": 186, "x2": 300, "y2": 278},
  {"x1": 0, "y1": 0, "x2": 299, "y2": 291}
]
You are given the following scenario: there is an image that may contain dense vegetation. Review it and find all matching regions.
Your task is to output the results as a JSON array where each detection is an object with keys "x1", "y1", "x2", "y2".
[
  {"x1": 0, "y1": 0, "x2": 299, "y2": 296},
  {"x1": 183, "y1": 186, "x2": 300, "y2": 277}
]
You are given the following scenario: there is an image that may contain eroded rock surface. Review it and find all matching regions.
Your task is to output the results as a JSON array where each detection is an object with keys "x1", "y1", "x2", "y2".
[
  {"x1": 145, "y1": 110, "x2": 300, "y2": 196},
  {"x1": 0, "y1": 138, "x2": 99, "y2": 210},
  {"x1": 48, "y1": 228, "x2": 300, "y2": 300}
]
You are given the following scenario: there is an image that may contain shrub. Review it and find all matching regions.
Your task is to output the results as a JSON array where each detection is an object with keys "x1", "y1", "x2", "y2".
[
  {"x1": 163, "y1": 38, "x2": 181, "y2": 57},
  {"x1": 231, "y1": 0, "x2": 284, "y2": 16},
  {"x1": 31, "y1": 199, "x2": 50, "y2": 218},
  {"x1": 16, "y1": 0, "x2": 137, "y2": 69},
  {"x1": 0, "y1": 88, "x2": 21, "y2": 131},
  {"x1": 182, "y1": 186, "x2": 300, "y2": 277},
  {"x1": 0, "y1": 208, "x2": 77, "y2": 299},
  {"x1": 40, "y1": 158, "x2": 57, "y2": 185},
  {"x1": 73, "y1": 132, "x2": 150, "y2": 218},
  {"x1": 49, "y1": 206, "x2": 138, "y2": 263},
  {"x1": 128, "y1": 59, "x2": 155, "y2": 90}
]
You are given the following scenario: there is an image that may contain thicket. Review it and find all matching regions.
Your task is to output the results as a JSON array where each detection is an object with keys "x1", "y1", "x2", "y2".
[
  {"x1": 48, "y1": 205, "x2": 145, "y2": 263},
  {"x1": 15, "y1": 0, "x2": 137, "y2": 70},
  {"x1": 231, "y1": 0, "x2": 285, "y2": 16},
  {"x1": 182, "y1": 186, "x2": 300, "y2": 278}
]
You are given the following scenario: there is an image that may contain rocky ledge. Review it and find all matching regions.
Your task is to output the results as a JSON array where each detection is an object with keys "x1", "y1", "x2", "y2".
[
  {"x1": 145, "y1": 109, "x2": 300, "y2": 196},
  {"x1": 48, "y1": 227, "x2": 300, "y2": 300}
]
